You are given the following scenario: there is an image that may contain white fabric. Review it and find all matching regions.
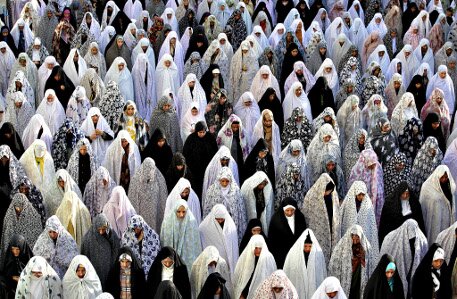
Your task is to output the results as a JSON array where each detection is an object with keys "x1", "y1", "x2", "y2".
[
  {"x1": 203, "y1": 146, "x2": 240, "y2": 202},
  {"x1": 131, "y1": 52, "x2": 155, "y2": 121},
  {"x1": 395, "y1": 45, "x2": 420, "y2": 87},
  {"x1": 154, "y1": 54, "x2": 180, "y2": 101},
  {"x1": 101, "y1": 1, "x2": 120, "y2": 29},
  {"x1": 62, "y1": 255, "x2": 102, "y2": 299},
  {"x1": 80, "y1": 107, "x2": 114, "y2": 159},
  {"x1": 102, "y1": 130, "x2": 141, "y2": 186},
  {"x1": 282, "y1": 81, "x2": 312, "y2": 121},
  {"x1": 62, "y1": 49, "x2": 88, "y2": 86},
  {"x1": 283, "y1": 229, "x2": 327, "y2": 299},
  {"x1": 251, "y1": 109, "x2": 282, "y2": 165},
  {"x1": 426, "y1": 65, "x2": 456, "y2": 114},
  {"x1": 104, "y1": 57, "x2": 134, "y2": 101},
  {"x1": 158, "y1": 31, "x2": 184, "y2": 82},
  {"x1": 102, "y1": 186, "x2": 137, "y2": 236},
  {"x1": 413, "y1": 38, "x2": 435, "y2": 72},
  {"x1": 233, "y1": 234, "x2": 277, "y2": 299},
  {"x1": 436, "y1": 221, "x2": 457, "y2": 265},
  {"x1": 241, "y1": 171, "x2": 274, "y2": 235},
  {"x1": 11, "y1": 19, "x2": 34, "y2": 49},
  {"x1": 177, "y1": 73, "x2": 207, "y2": 120},
  {"x1": 161, "y1": 8, "x2": 179, "y2": 33},
  {"x1": 199, "y1": 204, "x2": 239, "y2": 273},
  {"x1": 19, "y1": 139, "x2": 55, "y2": 191},
  {"x1": 366, "y1": 13, "x2": 388, "y2": 38},
  {"x1": 314, "y1": 58, "x2": 339, "y2": 96},
  {"x1": 367, "y1": 44, "x2": 390, "y2": 75},
  {"x1": 36, "y1": 89, "x2": 66, "y2": 136},
  {"x1": 180, "y1": 103, "x2": 205, "y2": 143},
  {"x1": 165, "y1": 177, "x2": 202, "y2": 224},
  {"x1": 21, "y1": 113, "x2": 53, "y2": 151},
  {"x1": 250, "y1": 65, "x2": 281, "y2": 102},
  {"x1": 311, "y1": 276, "x2": 347, "y2": 299},
  {"x1": 233, "y1": 92, "x2": 261, "y2": 138}
]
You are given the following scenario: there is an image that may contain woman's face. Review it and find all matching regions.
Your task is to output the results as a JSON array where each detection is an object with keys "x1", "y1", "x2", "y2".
[
  {"x1": 11, "y1": 246, "x2": 20, "y2": 257},
  {"x1": 291, "y1": 49, "x2": 299, "y2": 56},
  {"x1": 220, "y1": 178, "x2": 230, "y2": 187},
  {"x1": 295, "y1": 86, "x2": 302, "y2": 97},
  {"x1": 319, "y1": 47, "x2": 327, "y2": 55},
  {"x1": 176, "y1": 205, "x2": 187, "y2": 219},
  {"x1": 76, "y1": 265, "x2": 86, "y2": 279},
  {"x1": 284, "y1": 207, "x2": 295, "y2": 217},
  {"x1": 162, "y1": 257, "x2": 174, "y2": 268},
  {"x1": 439, "y1": 71, "x2": 447, "y2": 79},
  {"x1": 79, "y1": 145, "x2": 87, "y2": 155},
  {"x1": 126, "y1": 105, "x2": 135, "y2": 116},
  {"x1": 91, "y1": 46, "x2": 98, "y2": 55}
]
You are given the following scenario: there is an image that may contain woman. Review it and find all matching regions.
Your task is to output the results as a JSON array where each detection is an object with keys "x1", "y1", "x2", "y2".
[
  {"x1": 102, "y1": 186, "x2": 136, "y2": 237},
  {"x1": 84, "y1": 42, "x2": 107, "y2": 79},
  {"x1": 1, "y1": 234, "x2": 33, "y2": 297},
  {"x1": 44, "y1": 169, "x2": 82, "y2": 217},
  {"x1": 308, "y1": 77, "x2": 335, "y2": 119},
  {"x1": 161, "y1": 200, "x2": 202, "y2": 273},
  {"x1": 268, "y1": 197, "x2": 307, "y2": 268},
  {"x1": 337, "y1": 95, "x2": 362, "y2": 148},
  {"x1": 363, "y1": 254, "x2": 405, "y2": 298},
  {"x1": 283, "y1": 229, "x2": 326, "y2": 298},
  {"x1": 154, "y1": 54, "x2": 180, "y2": 100},
  {"x1": 106, "y1": 247, "x2": 146, "y2": 299},
  {"x1": 81, "y1": 214, "x2": 120, "y2": 289},
  {"x1": 421, "y1": 88, "x2": 451, "y2": 139},
  {"x1": 44, "y1": 65, "x2": 76, "y2": 109},
  {"x1": 33, "y1": 216, "x2": 79, "y2": 278},
  {"x1": 397, "y1": 117, "x2": 424, "y2": 165},
  {"x1": 51, "y1": 20, "x2": 76, "y2": 65},
  {"x1": 347, "y1": 149, "x2": 384, "y2": 225},
  {"x1": 52, "y1": 119, "x2": 85, "y2": 170},
  {"x1": 410, "y1": 136, "x2": 443, "y2": 196},
  {"x1": 382, "y1": 152, "x2": 411, "y2": 198},
  {"x1": 233, "y1": 235, "x2": 277, "y2": 299},
  {"x1": 128, "y1": 157, "x2": 168, "y2": 231},
  {"x1": 426, "y1": 65, "x2": 455, "y2": 114},
  {"x1": 66, "y1": 138, "x2": 98, "y2": 194},
  {"x1": 36, "y1": 89, "x2": 66, "y2": 136},
  {"x1": 203, "y1": 167, "x2": 247, "y2": 239},
  {"x1": 412, "y1": 244, "x2": 452, "y2": 298},
  {"x1": 116, "y1": 100, "x2": 148, "y2": 151},
  {"x1": 281, "y1": 107, "x2": 313, "y2": 150},
  {"x1": 82, "y1": 166, "x2": 115, "y2": 218},
  {"x1": 120, "y1": 215, "x2": 160, "y2": 279},
  {"x1": 407, "y1": 75, "x2": 427, "y2": 113},
  {"x1": 14, "y1": 256, "x2": 62, "y2": 298},
  {"x1": 0, "y1": 122, "x2": 25, "y2": 159},
  {"x1": 62, "y1": 255, "x2": 102, "y2": 299},
  {"x1": 229, "y1": 40, "x2": 259, "y2": 103},
  {"x1": 253, "y1": 270, "x2": 299, "y2": 298},
  {"x1": 146, "y1": 247, "x2": 191, "y2": 299},
  {"x1": 65, "y1": 86, "x2": 91, "y2": 126},
  {"x1": 328, "y1": 225, "x2": 378, "y2": 298},
  {"x1": 80, "y1": 107, "x2": 114, "y2": 162},
  {"x1": 368, "y1": 117, "x2": 398, "y2": 165},
  {"x1": 149, "y1": 96, "x2": 182, "y2": 154},
  {"x1": 131, "y1": 53, "x2": 155, "y2": 121}
]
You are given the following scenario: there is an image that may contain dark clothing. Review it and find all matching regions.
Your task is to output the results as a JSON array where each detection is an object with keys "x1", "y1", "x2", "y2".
[
  {"x1": 412, "y1": 243, "x2": 452, "y2": 299},
  {"x1": 243, "y1": 139, "x2": 275, "y2": 188},
  {"x1": 308, "y1": 76, "x2": 335, "y2": 119},
  {"x1": 423, "y1": 112, "x2": 446, "y2": 153},
  {"x1": 268, "y1": 197, "x2": 307, "y2": 268},
  {"x1": 364, "y1": 254, "x2": 405, "y2": 299},
  {"x1": 106, "y1": 247, "x2": 146, "y2": 299},
  {"x1": 44, "y1": 66, "x2": 75, "y2": 109},
  {"x1": 378, "y1": 181, "x2": 425, "y2": 245},
  {"x1": 239, "y1": 218, "x2": 269, "y2": 255},
  {"x1": 183, "y1": 122, "x2": 218, "y2": 198},
  {"x1": 146, "y1": 247, "x2": 191, "y2": 299},
  {"x1": 0, "y1": 123, "x2": 25, "y2": 159},
  {"x1": 165, "y1": 152, "x2": 193, "y2": 193},
  {"x1": 258, "y1": 88, "x2": 284, "y2": 132},
  {"x1": 142, "y1": 128, "x2": 173, "y2": 177},
  {"x1": 197, "y1": 272, "x2": 231, "y2": 299}
]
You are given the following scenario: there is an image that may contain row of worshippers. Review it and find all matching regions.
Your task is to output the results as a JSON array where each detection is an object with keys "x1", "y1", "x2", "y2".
[
  {"x1": 3, "y1": 0, "x2": 457, "y2": 125},
  {"x1": 2, "y1": 190, "x2": 457, "y2": 299}
]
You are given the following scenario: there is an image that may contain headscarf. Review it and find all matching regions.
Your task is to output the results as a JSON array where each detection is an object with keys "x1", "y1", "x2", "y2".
[
  {"x1": 128, "y1": 158, "x2": 168, "y2": 232},
  {"x1": 120, "y1": 215, "x2": 160, "y2": 278},
  {"x1": 32, "y1": 216, "x2": 79, "y2": 278},
  {"x1": 62, "y1": 255, "x2": 102, "y2": 299},
  {"x1": 51, "y1": 118, "x2": 85, "y2": 170}
]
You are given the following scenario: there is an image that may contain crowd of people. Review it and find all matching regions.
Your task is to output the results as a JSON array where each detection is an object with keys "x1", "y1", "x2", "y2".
[{"x1": 0, "y1": 0, "x2": 456, "y2": 297}]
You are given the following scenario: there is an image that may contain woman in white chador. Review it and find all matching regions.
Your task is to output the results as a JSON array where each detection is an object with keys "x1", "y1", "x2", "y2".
[
  {"x1": 36, "y1": 56, "x2": 57, "y2": 100},
  {"x1": 165, "y1": 177, "x2": 202, "y2": 224},
  {"x1": 390, "y1": 92, "x2": 418, "y2": 136},
  {"x1": 282, "y1": 81, "x2": 312, "y2": 122},
  {"x1": 314, "y1": 58, "x2": 339, "y2": 97},
  {"x1": 158, "y1": 31, "x2": 184, "y2": 82},
  {"x1": 154, "y1": 54, "x2": 180, "y2": 101},
  {"x1": 161, "y1": 8, "x2": 179, "y2": 33},
  {"x1": 180, "y1": 104, "x2": 205, "y2": 143},
  {"x1": 102, "y1": 130, "x2": 141, "y2": 191},
  {"x1": 131, "y1": 38, "x2": 156, "y2": 69},
  {"x1": 190, "y1": 246, "x2": 233, "y2": 298},
  {"x1": 366, "y1": 13, "x2": 388, "y2": 38},
  {"x1": 80, "y1": 107, "x2": 114, "y2": 159},
  {"x1": 202, "y1": 146, "x2": 240, "y2": 201},
  {"x1": 177, "y1": 73, "x2": 207, "y2": 120},
  {"x1": 251, "y1": 109, "x2": 282, "y2": 165},
  {"x1": 66, "y1": 86, "x2": 91, "y2": 126},
  {"x1": 233, "y1": 92, "x2": 260, "y2": 138},
  {"x1": 229, "y1": 41, "x2": 259, "y2": 104},
  {"x1": 5, "y1": 91, "x2": 34, "y2": 137},
  {"x1": 19, "y1": 139, "x2": 55, "y2": 192},
  {"x1": 44, "y1": 168, "x2": 83, "y2": 217},
  {"x1": 131, "y1": 53, "x2": 155, "y2": 121},
  {"x1": 62, "y1": 255, "x2": 102, "y2": 299},
  {"x1": 250, "y1": 65, "x2": 281, "y2": 102},
  {"x1": 102, "y1": 185, "x2": 136, "y2": 237},
  {"x1": 426, "y1": 65, "x2": 456, "y2": 114},
  {"x1": 21, "y1": 113, "x2": 53, "y2": 151},
  {"x1": 241, "y1": 171, "x2": 274, "y2": 235},
  {"x1": 283, "y1": 229, "x2": 327, "y2": 299},
  {"x1": 199, "y1": 204, "x2": 239, "y2": 273},
  {"x1": 104, "y1": 57, "x2": 134, "y2": 101},
  {"x1": 36, "y1": 89, "x2": 66, "y2": 135},
  {"x1": 15, "y1": 256, "x2": 63, "y2": 298},
  {"x1": 62, "y1": 48, "x2": 88, "y2": 86},
  {"x1": 84, "y1": 43, "x2": 106, "y2": 79},
  {"x1": 232, "y1": 235, "x2": 277, "y2": 299}
]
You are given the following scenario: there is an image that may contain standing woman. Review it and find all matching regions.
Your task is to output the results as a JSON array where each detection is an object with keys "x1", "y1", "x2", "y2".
[
  {"x1": 146, "y1": 247, "x2": 192, "y2": 299},
  {"x1": 363, "y1": 254, "x2": 405, "y2": 298},
  {"x1": 160, "y1": 199, "x2": 202, "y2": 273}
]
